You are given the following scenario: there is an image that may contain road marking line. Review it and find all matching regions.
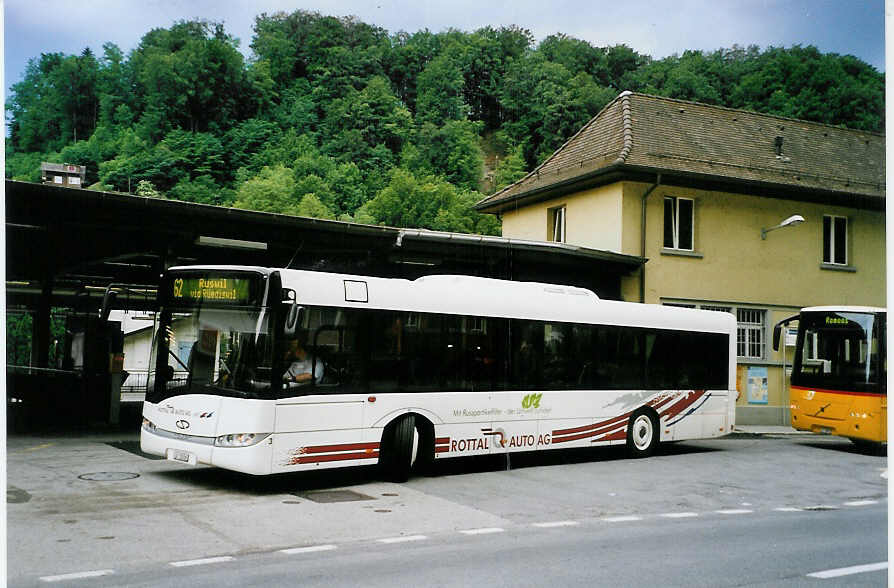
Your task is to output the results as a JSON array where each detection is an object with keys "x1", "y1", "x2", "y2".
[
  {"x1": 460, "y1": 527, "x2": 505, "y2": 535},
  {"x1": 773, "y1": 507, "x2": 802, "y2": 512},
  {"x1": 22, "y1": 443, "x2": 55, "y2": 453},
  {"x1": 843, "y1": 500, "x2": 878, "y2": 507},
  {"x1": 279, "y1": 544, "x2": 338, "y2": 555},
  {"x1": 806, "y1": 561, "x2": 887, "y2": 579},
  {"x1": 378, "y1": 535, "x2": 427, "y2": 544},
  {"x1": 715, "y1": 509, "x2": 753, "y2": 514},
  {"x1": 601, "y1": 516, "x2": 642, "y2": 522},
  {"x1": 532, "y1": 521, "x2": 580, "y2": 528},
  {"x1": 659, "y1": 512, "x2": 698, "y2": 518},
  {"x1": 40, "y1": 570, "x2": 114, "y2": 582},
  {"x1": 169, "y1": 556, "x2": 235, "y2": 567}
]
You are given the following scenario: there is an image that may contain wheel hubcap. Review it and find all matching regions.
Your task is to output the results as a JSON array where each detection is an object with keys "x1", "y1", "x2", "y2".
[{"x1": 633, "y1": 415, "x2": 653, "y2": 450}]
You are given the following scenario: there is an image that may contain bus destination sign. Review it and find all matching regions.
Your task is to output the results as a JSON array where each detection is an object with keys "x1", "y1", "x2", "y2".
[
  {"x1": 172, "y1": 276, "x2": 253, "y2": 304},
  {"x1": 824, "y1": 316, "x2": 849, "y2": 326}
]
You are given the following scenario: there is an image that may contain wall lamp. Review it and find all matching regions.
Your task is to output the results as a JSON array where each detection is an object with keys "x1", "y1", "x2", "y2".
[{"x1": 761, "y1": 214, "x2": 805, "y2": 240}]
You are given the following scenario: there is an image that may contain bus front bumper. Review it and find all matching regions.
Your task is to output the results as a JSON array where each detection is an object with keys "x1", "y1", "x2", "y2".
[{"x1": 141, "y1": 425, "x2": 274, "y2": 475}]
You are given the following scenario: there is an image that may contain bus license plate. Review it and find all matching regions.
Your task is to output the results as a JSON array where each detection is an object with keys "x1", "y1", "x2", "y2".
[{"x1": 167, "y1": 449, "x2": 197, "y2": 465}]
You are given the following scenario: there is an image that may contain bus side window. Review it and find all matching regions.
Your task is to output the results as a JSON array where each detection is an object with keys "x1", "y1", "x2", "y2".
[
  {"x1": 311, "y1": 311, "x2": 365, "y2": 393},
  {"x1": 511, "y1": 320, "x2": 543, "y2": 389}
]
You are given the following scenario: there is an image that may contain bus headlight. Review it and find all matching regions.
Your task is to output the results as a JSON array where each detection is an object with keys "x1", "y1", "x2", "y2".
[
  {"x1": 142, "y1": 418, "x2": 157, "y2": 433},
  {"x1": 215, "y1": 433, "x2": 270, "y2": 447}
]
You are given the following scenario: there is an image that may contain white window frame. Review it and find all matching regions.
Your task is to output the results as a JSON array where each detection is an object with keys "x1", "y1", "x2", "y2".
[
  {"x1": 736, "y1": 308, "x2": 766, "y2": 360},
  {"x1": 663, "y1": 196, "x2": 694, "y2": 251},
  {"x1": 823, "y1": 214, "x2": 848, "y2": 265},
  {"x1": 549, "y1": 206, "x2": 566, "y2": 243}
]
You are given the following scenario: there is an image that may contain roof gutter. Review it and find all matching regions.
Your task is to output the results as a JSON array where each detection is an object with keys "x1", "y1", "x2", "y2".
[
  {"x1": 395, "y1": 228, "x2": 644, "y2": 268},
  {"x1": 639, "y1": 173, "x2": 662, "y2": 303}
]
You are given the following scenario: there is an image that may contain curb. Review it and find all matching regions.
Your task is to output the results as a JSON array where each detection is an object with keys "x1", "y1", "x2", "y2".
[{"x1": 728, "y1": 428, "x2": 812, "y2": 437}]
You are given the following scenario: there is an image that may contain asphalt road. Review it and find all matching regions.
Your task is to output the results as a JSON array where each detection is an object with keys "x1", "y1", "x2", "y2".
[
  {"x1": 7, "y1": 432, "x2": 888, "y2": 587},
  {"x1": 42, "y1": 504, "x2": 888, "y2": 588}
]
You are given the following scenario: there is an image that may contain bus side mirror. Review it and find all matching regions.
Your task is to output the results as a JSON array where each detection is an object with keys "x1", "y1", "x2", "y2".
[
  {"x1": 772, "y1": 314, "x2": 800, "y2": 352},
  {"x1": 772, "y1": 324, "x2": 782, "y2": 352},
  {"x1": 282, "y1": 290, "x2": 302, "y2": 337},
  {"x1": 164, "y1": 365, "x2": 175, "y2": 382}
]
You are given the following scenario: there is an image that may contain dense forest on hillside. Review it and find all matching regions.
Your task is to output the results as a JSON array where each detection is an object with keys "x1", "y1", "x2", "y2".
[{"x1": 6, "y1": 11, "x2": 885, "y2": 235}]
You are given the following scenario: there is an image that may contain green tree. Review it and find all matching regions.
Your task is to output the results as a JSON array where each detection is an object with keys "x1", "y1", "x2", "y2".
[
  {"x1": 131, "y1": 20, "x2": 253, "y2": 140},
  {"x1": 169, "y1": 174, "x2": 228, "y2": 205},
  {"x1": 383, "y1": 29, "x2": 443, "y2": 114},
  {"x1": 223, "y1": 118, "x2": 282, "y2": 177},
  {"x1": 233, "y1": 164, "x2": 298, "y2": 214},
  {"x1": 500, "y1": 54, "x2": 614, "y2": 165},
  {"x1": 7, "y1": 50, "x2": 100, "y2": 152},
  {"x1": 295, "y1": 193, "x2": 336, "y2": 219},
  {"x1": 250, "y1": 10, "x2": 389, "y2": 98},
  {"x1": 415, "y1": 54, "x2": 467, "y2": 125},
  {"x1": 136, "y1": 179, "x2": 164, "y2": 198},
  {"x1": 365, "y1": 168, "x2": 498, "y2": 234},
  {"x1": 539, "y1": 34, "x2": 608, "y2": 83},
  {"x1": 404, "y1": 120, "x2": 484, "y2": 191},
  {"x1": 491, "y1": 145, "x2": 528, "y2": 192},
  {"x1": 5, "y1": 148, "x2": 45, "y2": 182},
  {"x1": 322, "y1": 76, "x2": 412, "y2": 169}
]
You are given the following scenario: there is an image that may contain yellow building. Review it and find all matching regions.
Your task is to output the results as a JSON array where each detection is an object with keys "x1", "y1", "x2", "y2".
[{"x1": 476, "y1": 92, "x2": 885, "y2": 425}]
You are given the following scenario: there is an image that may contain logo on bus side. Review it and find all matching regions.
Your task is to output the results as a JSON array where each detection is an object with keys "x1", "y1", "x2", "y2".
[
  {"x1": 443, "y1": 428, "x2": 551, "y2": 453},
  {"x1": 522, "y1": 393, "x2": 542, "y2": 409}
]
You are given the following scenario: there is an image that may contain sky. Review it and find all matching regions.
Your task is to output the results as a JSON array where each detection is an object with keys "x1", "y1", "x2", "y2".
[{"x1": 3, "y1": 0, "x2": 886, "y2": 97}]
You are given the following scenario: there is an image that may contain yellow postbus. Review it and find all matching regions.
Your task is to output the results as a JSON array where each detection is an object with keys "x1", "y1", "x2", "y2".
[{"x1": 775, "y1": 307, "x2": 886, "y2": 447}]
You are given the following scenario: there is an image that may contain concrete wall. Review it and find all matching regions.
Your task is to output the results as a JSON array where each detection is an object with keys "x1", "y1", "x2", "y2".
[
  {"x1": 624, "y1": 181, "x2": 886, "y2": 308},
  {"x1": 500, "y1": 183, "x2": 625, "y2": 251}
]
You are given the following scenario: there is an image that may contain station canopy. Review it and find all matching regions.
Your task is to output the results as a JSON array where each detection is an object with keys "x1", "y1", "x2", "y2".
[{"x1": 6, "y1": 180, "x2": 645, "y2": 314}]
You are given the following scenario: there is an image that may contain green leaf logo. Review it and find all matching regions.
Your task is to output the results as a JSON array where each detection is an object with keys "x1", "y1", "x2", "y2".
[{"x1": 522, "y1": 393, "x2": 542, "y2": 409}]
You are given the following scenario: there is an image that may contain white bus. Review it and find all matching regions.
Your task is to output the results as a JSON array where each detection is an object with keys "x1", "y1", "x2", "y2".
[{"x1": 141, "y1": 266, "x2": 737, "y2": 481}]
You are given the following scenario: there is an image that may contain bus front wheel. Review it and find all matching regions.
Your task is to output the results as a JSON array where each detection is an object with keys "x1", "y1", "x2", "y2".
[
  {"x1": 380, "y1": 415, "x2": 419, "y2": 482},
  {"x1": 626, "y1": 408, "x2": 659, "y2": 458}
]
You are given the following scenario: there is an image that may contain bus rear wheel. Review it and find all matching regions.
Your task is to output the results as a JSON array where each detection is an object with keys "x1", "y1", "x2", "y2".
[
  {"x1": 380, "y1": 415, "x2": 421, "y2": 482},
  {"x1": 626, "y1": 408, "x2": 659, "y2": 458}
]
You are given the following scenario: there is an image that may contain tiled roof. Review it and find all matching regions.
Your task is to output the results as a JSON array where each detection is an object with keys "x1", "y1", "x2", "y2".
[{"x1": 476, "y1": 92, "x2": 885, "y2": 211}]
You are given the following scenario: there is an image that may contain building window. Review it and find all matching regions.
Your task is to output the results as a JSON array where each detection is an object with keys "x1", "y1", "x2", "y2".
[
  {"x1": 823, "y1": 215, "x2": 847, "y2": 265},
  {"x1": 54, "y1": 176, "x2": 63, "y2": 184},
  {"x1": 69, "y1": 177, "x2": 81, "y2": 185},
  {"x1": 549, "y1": 206, "x2": 566, "y2": 243},
  {"x1": 663, "y1": 197, "x2": 693, "y2": 250},
  {"x1": 736, "y1": 309, "x2": 766, "y2": 359}
]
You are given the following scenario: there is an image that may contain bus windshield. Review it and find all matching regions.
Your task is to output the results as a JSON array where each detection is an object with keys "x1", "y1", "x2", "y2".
[
  {"x1": 147, "y1": 306, "x2": 275, "y2": 402},
  {"x1": 792, "y1": 311, "x2": 881, "y2": 394}
]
